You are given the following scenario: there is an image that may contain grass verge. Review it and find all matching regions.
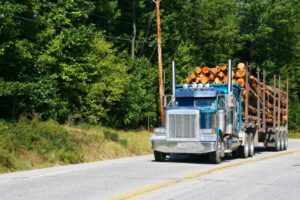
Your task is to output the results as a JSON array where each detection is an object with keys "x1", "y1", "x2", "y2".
[{"x1": 0, "y1": 118, "x2": 151, "y2": 173}]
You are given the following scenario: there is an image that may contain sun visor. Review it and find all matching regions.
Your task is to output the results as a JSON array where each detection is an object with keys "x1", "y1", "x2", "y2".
[{"x1": 176, "y1": 90, "x2": 217, "y2": 98}]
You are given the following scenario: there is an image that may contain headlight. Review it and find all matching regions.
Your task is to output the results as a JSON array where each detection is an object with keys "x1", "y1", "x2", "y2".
[
  {"x1": 154, "y1": 127, "x2": 165, "y2": 135},
  {"x1": 183, "y1": 84, "x2": 188, "y2": 90}
]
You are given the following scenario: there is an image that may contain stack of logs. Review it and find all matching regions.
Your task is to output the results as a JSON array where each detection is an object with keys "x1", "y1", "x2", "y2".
[{"x1": 185, "y1": 63, "x2": 288, "y2": 124}]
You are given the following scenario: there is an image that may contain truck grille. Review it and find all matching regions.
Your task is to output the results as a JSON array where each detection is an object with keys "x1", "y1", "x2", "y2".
[{"x1": 168, "y1": 113, "x2": 198, "y2": 139}]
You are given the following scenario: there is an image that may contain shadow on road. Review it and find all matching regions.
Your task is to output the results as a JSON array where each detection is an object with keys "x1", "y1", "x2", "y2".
[{"x1": 152, "y1": 146, "x2": 271, "y2": 165}]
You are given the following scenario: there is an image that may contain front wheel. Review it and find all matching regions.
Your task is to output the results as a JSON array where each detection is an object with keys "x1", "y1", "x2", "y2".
[
  {"x1": 154, "y1": 151, "x2": 166, "y2": 162},
  {"x1": 209, "y1": 151, "x2": 221, "y2": 164},
  {"x1": 209, "y1": 137, "x2": 223, "y2": 164}
]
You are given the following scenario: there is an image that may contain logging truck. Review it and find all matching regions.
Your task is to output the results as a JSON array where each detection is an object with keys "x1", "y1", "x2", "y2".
[{"x1": 151, "y1": 60, "x2": 289, "y2": 164}]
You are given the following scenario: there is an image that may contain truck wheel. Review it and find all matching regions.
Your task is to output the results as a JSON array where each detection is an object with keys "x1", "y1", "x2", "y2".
[
  {"x1": 209, "y1": 137, "x2": 222, "y2": 164},
  {"x1": 282, "y1": 133, "x2": 286, "y2": 150},
  {"x1": 209, "y1": 151, "x2": 221, "y2": 164},
  {"x1": 284, "y1": 132, "x2": 288, "y2": 150},
  {"x1": 238, "y1": 134, "x2": 249, "y2": 158},
  {"x1": 232, "y1": 150, "x2": 239, "y2": 159},
  {"x1": 248, "y1": 133, "x2": 255, "y2": 157},
  {"x1": 154, "y1": 151, "x2": 166, "y2": 162},
  {"x1": 274, "y1": 132, "x2": 281, "y2": 151},
  {"x1": 280, "y1": 132, "x2": 284, "y2": 151}
]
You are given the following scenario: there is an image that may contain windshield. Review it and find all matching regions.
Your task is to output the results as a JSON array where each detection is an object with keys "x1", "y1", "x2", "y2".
[{"x1": 177, "y1": 97, "x2": 216, "y2": 108}]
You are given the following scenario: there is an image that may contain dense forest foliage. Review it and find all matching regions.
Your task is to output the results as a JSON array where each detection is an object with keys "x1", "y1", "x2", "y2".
[{"x1": 0, "y1": 0, "x2": 299, "y2": 130}]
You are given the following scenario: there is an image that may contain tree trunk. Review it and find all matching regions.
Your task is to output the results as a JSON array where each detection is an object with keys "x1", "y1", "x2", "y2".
[{"x1": 131, "y1": 0, "x2": 136, "y2": 59}]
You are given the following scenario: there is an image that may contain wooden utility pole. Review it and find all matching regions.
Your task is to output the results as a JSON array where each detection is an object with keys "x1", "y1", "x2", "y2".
[{"x1": 154, "y1": 0, "x2": 165, "y2": 126}]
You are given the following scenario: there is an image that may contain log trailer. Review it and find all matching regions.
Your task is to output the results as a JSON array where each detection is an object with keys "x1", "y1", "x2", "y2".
[{"x1": 151, "y1": 60, "x2": 289, "y2": 164}]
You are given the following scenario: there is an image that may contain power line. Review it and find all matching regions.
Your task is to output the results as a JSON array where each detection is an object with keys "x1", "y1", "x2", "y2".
[
  {"x1": 91, "y1": 13, "x2": 149, "y2": 29},
  {"x1": 149, "y1": 44, "x2": 158, "y2": 62},
  {"x1": 7, "y1": 13, "x2": 155, "y2": 44}
]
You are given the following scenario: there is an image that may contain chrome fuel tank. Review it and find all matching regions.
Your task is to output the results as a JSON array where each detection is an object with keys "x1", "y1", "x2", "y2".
[{"x1": 217, "y1": 110, "x2": 225, "y2": 133}]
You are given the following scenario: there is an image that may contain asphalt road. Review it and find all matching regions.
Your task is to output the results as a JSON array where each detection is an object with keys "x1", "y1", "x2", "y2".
[{"x1": 0, "y1": 140, "x2": 299, "y2": 200}]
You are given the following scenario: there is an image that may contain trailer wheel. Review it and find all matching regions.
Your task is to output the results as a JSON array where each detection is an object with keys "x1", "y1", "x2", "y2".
[
  {"x1": 284, "y1": 132, "x2": 288, "y2": 150},
  {"x1": 280, "y1": 131, "x2": 285, "y2": 151},
  {"x1": 154, "y1": 151, "x2": 166, "y2": 162},
  {"x1": 248, "y1": 133, "x2": 255, "y2": 157},
  {"x1": 274, "y1": 132, "x2": 281, "y2": 151},
  {"x1": 238, "y1": 134, "x2": 249, "y2": 158},
  {"x1": 209, "y1": 137, "x2": 222, "y2": 164}
]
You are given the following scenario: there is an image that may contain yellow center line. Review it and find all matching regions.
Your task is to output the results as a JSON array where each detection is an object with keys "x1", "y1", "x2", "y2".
[{"x1": 109, "y1": 149, "x2": 300, "y2": 200}]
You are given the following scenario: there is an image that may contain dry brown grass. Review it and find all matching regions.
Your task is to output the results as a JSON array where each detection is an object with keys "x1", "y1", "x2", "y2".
[
  {"x1": 0, "y1": 120, "x2": 152, "y2": 173},
  {"x1": 65, "y1": 125, "x2": 152, "y2": 162}
]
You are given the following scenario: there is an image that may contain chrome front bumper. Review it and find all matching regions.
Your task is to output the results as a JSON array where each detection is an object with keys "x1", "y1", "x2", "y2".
[{"x1": 151, "y1": 136, "x2": 216, "y2": 154}]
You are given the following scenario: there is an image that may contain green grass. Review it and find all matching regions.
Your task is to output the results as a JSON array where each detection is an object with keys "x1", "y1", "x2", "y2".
[
  {"x1": 0, "y1": 118, "x2": 151, "y2": 173},
  {"x1": 289, "y1": 131, "x2": 300, "y2": 139}
]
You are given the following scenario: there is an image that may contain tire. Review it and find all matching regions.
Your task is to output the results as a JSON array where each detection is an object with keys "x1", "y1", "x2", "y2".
[
  {"x1": 238, "y1": 133, "x2": 249, "y2": 158},
  {"x1": 209, "y1": 151, "x2": 221, "y2": 164},
  {"x1": 283, "y1": 132, "x2": 288, "y2": 150},
  {"x1": 248, "y1": 133, "x2": 255, "y2": 157},
  {"x1": 154, "y1": 151, "x2": 166, "y2": 162},
  {"x1": 274, "y1": 131, "x2": 281, "y2": 152},
  {"x1": 209, "y1": 137, "x2": 222, "y2": 164},
  {"x1": 232, "y1": 150, "x2": 239, "y2": 158},
  {"x1": 280, "y1": 132, "x2": 284, "y2": 151}
]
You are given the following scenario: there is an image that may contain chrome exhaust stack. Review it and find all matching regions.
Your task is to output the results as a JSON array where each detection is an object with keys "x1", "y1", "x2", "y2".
[
  {"x1": 172, "y1": 61, "x2": 176, "y2": 102},
  {"x1": 228, "y1": 59, "x2": 233, "y2": 94},
  {"x1": 225, "y1": 59, "x2": 235, "y2": 134}
]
